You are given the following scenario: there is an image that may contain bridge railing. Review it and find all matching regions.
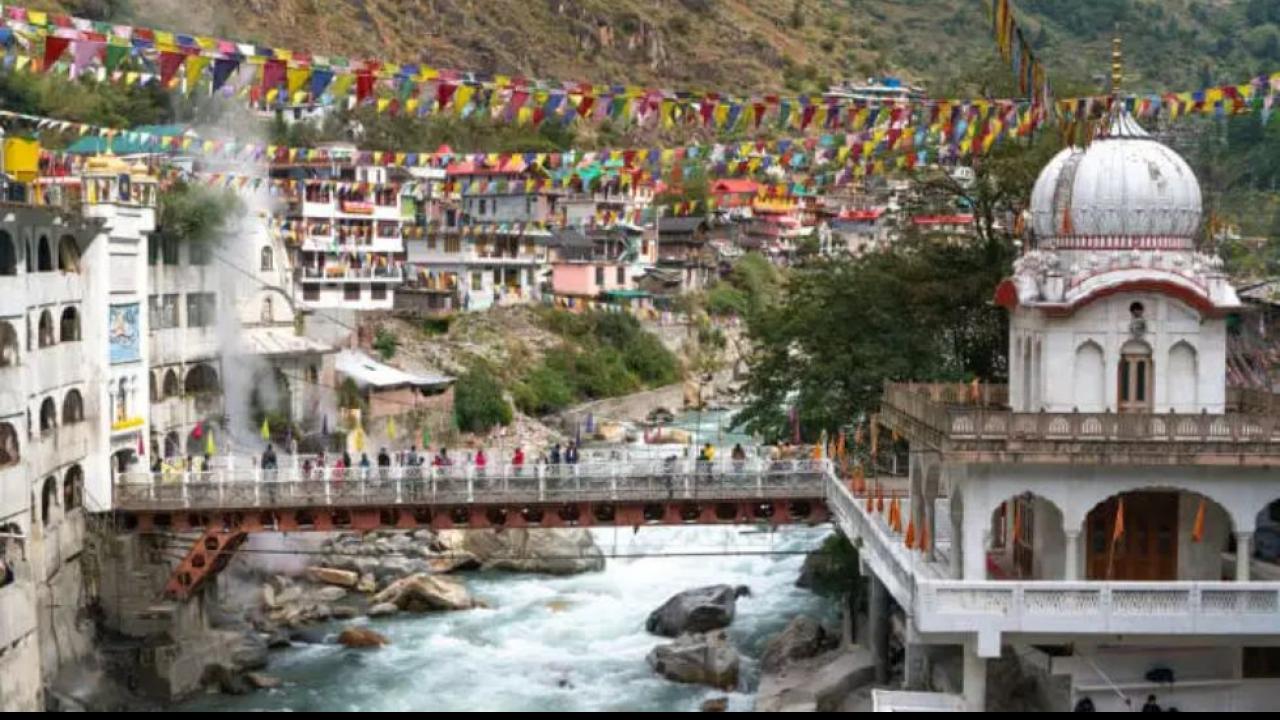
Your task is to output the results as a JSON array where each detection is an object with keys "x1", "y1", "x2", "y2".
[{"x1": 114, "y1": 459, "x2": 831, "y2": 511}]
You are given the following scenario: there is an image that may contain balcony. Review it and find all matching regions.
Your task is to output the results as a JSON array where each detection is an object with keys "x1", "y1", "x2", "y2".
[
  {"x1": 879, "y1": 383, "x2": 1280, "y2": 465},
  {"x1": 823, "y1": 474, "x2": 1280, "y2": 654},
  {"x1": 298, "y1": 266, "x2": 403, "y2": 283}
]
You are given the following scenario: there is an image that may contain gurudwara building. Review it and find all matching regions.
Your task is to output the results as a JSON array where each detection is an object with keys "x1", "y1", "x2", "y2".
[{"x1": 834, "y1": 110, "x2": 1280, "y2": 711}]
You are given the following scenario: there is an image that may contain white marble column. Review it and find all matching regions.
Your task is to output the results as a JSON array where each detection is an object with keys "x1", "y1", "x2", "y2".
[
  {"x1": 962, "y1": 516, "x2": 986, "y2": 581},
  {"x1": 962, "y1": 645, "x2": 988, "y2": 712},
  {"x1": 1236, "y1": 531, "x2": 1253, "y2": 582},
  {"x1": 1064, "y1": 529, "x2": 1081, "y2": 581}
]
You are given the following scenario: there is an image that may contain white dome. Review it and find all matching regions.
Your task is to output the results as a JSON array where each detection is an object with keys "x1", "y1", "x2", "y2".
[{"x1": 1029, "y1": 113, "x2": 1202, "y2": 245}]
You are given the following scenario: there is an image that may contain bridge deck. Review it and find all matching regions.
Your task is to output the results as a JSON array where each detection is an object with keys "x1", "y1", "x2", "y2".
[{"x1": 116, "y1": 459, "x2": 829, "y2": 512}]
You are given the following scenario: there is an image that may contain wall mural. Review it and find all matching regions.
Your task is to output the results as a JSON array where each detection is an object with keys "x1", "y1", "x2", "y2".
[{"x1": 108, "y1": 303, "x2": 140, "y2": 364}]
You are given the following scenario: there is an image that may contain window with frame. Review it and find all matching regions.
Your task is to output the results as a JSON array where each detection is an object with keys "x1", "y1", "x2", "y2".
[
  {"x1": 185, "y1": 293, "x2": 216, "y2": 328},
  {"x1": 616, "y1": 266, "x2": 626, "y2": 285},
  {"x1": 595, "y1": 266, "x2": 605, "y2": 286},
  {"x1": 471, "y1": 272, "x2": 484, "y2": 290},
  {"x1": 445, "y1": 236, "x2": 461, "y2": 253},
  {"x1": 302, "y1": 284, "x2": 320, "y2": 301},
  {"x1": 371, "y1": 284, "x2": 387, "y2": 300},
  {"x1": 344, "y1": 284, "x2": 361, "y2": 301}
]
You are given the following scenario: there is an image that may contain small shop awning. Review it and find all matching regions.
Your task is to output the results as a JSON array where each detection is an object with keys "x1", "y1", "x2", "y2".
[{"x1": 335, "y1": 350, "x2": 453, "y2": 391}]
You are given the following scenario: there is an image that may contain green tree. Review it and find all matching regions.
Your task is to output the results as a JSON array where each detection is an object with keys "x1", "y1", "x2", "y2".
[
  {"x1": 454, "y1": 364, "x2": 513, "y2": 432},
  {"x1": 372, "y1": 327, "x2": 399, "y2": 361}
]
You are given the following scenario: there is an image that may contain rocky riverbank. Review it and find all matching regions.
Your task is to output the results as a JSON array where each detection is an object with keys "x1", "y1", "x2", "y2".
[{"x1": 189, "y1": 527, "x2": 606, "y2": 697}]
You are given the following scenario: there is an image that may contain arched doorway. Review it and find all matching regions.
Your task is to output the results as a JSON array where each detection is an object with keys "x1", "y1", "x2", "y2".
[
  {"x1": 38, "y1": 396, "x2": 57, "y2": 434},
  {"x1": 36, "y1": 235, "x2": 52, "y2": 272},
  {"x1": 1083, "y1": 489, "x2": 1231, "y2": 581},
  {"x1": 988, "y1": 492, "x2": 1065, "y2": 580},
  {"x1": 0, "y1": 421, "x2": 19, "y2": 468},
  {"x1": 63, "y1": 465, "x2": 83, "y2": 511},
  {"x1": 57, "y1": 235, "x2": 80, "y2": 273},
  {"x1": 62, "y1": 389, "x2": 84, "y2": 424},
  {"x1": 0, "y1": 230, "x2": 16, "y2": 275},
  {"x1": 0, "y1": 320, "x2": 18, "y2": 367},
  {"x1": 41, "y1": 476, "x2": 58, "y2": 526},
  {"x1": 59, "y1": 306, "x2": 80, "y2": 342}
]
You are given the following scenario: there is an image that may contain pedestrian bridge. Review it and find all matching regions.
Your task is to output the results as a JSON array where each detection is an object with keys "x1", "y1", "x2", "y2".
[{"x1": 113, "y1": 458, "x2": 832, "y2": 599}]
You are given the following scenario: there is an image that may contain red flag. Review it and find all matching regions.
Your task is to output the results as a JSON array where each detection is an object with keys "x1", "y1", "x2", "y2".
[
  {"x1": 43, "y1": 37, "x2": 71, "y2": 71},
  {"x1": 157, "y1": 51, "x2": 185, "y2": 87},
  {"x1": 356, "y1": 71, "x2": 376, "y2": 105},
  {"x1": 1191, "y1": 498, "x2": 1206, "y2": 543},
  {"x1": 191, "y1": 421, "x2": 203, "y2": 440}
]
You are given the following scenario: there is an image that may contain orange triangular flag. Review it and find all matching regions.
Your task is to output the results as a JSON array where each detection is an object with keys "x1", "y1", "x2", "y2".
[
  {"x1": 875, "y1": 490, "x2": 885, "y2": 515},
  {"x1": 865, "y1": 493, "x2": 874, "y2": 512},
  {"x1": 904, "y1": 518, "x2": 916, "y2": 549},
  {"x1": 1192, "y1": 497, "x2": 1206, "y2": 543},
  {"x1": 1012, "y1": 501, "x2": 1022, "y2": 543},
  {"x1": 1112, "y1": 498, "x2": 1126, "y2": 542},
  {"x1": 889, "y1": 498, "x2": 901, "y2": 532},
  {"x1": 920, "y1": 521, "x2": 930, "y2": 553}
]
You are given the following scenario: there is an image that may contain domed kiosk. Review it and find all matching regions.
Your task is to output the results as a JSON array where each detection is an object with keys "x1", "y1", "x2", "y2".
[{"x1": 995, "y1": 110, "x2": 1240, "y2": 414}]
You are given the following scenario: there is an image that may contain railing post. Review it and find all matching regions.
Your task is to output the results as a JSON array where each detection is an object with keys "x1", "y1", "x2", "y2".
[
  {"x1": 324, "y1": 466, "x2": 332, "y2": 506},
  {"x1": 610, "y1": 462, "x2": 618, "y2": 501},
  {"x1": 537, "y1": 464, "x2": 545, "y2": 502},
  {"x1": 395, "y1": 466, "x2": 403, "y2": 504},
  {"x1": 467, "y1": 466, "x2": 475, "y2": 503},
  {"x1": 254, "y1": 467, "x2": 261, "y2": 507}
]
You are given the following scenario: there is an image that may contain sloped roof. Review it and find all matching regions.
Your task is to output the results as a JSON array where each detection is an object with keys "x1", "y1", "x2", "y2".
[
  {"x1": 64, "y1": 124, "x2": 189, "y2": 155},
  {"x1": 658, "y1": 216, "x2": 708, "y2": 234},
  {"x1": 335, "y1": 350, "x2": 453, "y2": 390}
]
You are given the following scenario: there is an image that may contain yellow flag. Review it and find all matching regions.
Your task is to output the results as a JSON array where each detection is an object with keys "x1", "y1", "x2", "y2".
[
  {"x1": 387, "y1": 416, "x2": 398, "y2": 441},
  {"x1": 287, "y1": 67, "x2": 310, "y2": 96},
  {"x1": 184, "y1": 56, "x2": 210, "y2": 92},
  {"x1": 205, "y1": 430, "x2": 217, "y2": 456},
  {"x1": 261, "y1": 417, "x2": 271, "y2": 441}
]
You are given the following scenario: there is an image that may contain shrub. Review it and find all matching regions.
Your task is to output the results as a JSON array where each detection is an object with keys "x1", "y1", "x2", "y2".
[
  {"x1": 622, "y1": 331, "x2": 679, "y2": 386},
  {"x1": 513, "y1": 363, "x2": 576, "y2": 416},
  {"x1": 453, "y1": 365, "x2": 512, "y2": 432},
  {"x1": 372, "y1": 327, "x2": 399, "y2": 360},
  {"x1": 420, "y1": 316, "x2": 453, "y2": 336}
]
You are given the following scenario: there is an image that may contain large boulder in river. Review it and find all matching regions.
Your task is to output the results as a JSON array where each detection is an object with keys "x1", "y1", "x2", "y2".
[
  {"x1": 307, "y1": 566, "x2": 359, "y2": 588},
  {"x1": 371, "y1": 573, "x2": 479, "y2": 612},
  {"x1": 436, "y1": 529, "x2": 604, "y2": 575},
  {"x1": 646, "y1": 631, "x2": 740, "y2": 689},
  {"x1": 646, "y1": 585, "x2": 739, "y2": 637},
  {"x1": 760, "y1": 616, "x2": 838, "y2": 673},
  {"x1": 337, "y1": 626, "x2": 389, "y2": 648}
]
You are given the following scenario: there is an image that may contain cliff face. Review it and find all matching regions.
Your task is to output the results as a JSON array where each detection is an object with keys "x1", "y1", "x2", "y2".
[{"x1": 24, "y1": 1, "x2": 1276, "y2": 94}]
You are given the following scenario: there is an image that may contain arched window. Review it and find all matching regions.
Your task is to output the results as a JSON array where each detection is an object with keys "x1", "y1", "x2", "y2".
[
  {"x1": 1073, "y1": 341, "x2": 1105, "y2": 412},
  {"x1": 63, "y1": 466, "x2": 83, "y2": 511},
  {"x1": 260, "y1": 246, "x2": 274, "y2": 271},
  {"x1": 62, "y1": 389, "x2": 84, "y2": 425},
  {"x1": 1167, "y1": 341, "x2": 1199, "y2": 410},
  {"x1": 261, "y1": 296, "x2": 274, "y2": 324},
  {"x1": 39, "y1": 397, "x2": 57, "y2": 433},
  {"x1": 184, "y1": 363, "x2": 220, "y2": 395},
  {"x1": 36, "y1": 235, "x2": 52, "y2": 272},
  {"x1": 57, "y1": 234, "x2": 80, "y2": 273},
  {"x1": 37, "y1": 310, "x2": 54, "y2": 348},
  {"x1": 0, "y1": 321, "x2": 18, "y2": 368},
  {"x1": 0, "y1": 422, "x2": 19, "y2": 468},
  {"x1": 41, "y1": 476, "x2": 58, "y2": 526},
  {"x1": 1118, "y1": 340, "x2": 1154, "y2": 413},
  {"x1": 163, "y1": 369, "x2": 180, "y2": 397},
  {"x1": 0, "y1": 230, "x2": 16, "y2": 275},
  {"x1": 59, "y1": 306, "x2": 80, "y2": 342}
]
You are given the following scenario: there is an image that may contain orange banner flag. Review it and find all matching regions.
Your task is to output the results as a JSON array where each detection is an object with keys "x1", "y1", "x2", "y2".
[
  {"x1": 920, "y1": 520, "x2": 930, "y2": 553},
  {"x1": 1112, "y1": 498, "x2": 1126, "y2": 542},
  {"x1": 904, "y1": 517, "x2": 916, "y2": 549},
  {"x1": 1191, "y1": 497, "x2": 1206, "y2": 543}
]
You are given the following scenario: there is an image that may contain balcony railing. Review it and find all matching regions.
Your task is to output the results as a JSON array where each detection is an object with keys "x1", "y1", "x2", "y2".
[
  {"x1": 881, "y1": 382, "x2": 1280, "y2": 449},
  {"x1": 823, "y1": 472, "x2": 1280, "y2": 645},
  {"x1": 299, "y1": 267, "x2": 402, "y2": 282}
]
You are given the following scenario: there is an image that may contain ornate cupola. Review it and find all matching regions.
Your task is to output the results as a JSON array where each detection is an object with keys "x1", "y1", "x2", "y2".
[{"x1": 996, "y1": 39, "x2": 1239, "y2": 415}]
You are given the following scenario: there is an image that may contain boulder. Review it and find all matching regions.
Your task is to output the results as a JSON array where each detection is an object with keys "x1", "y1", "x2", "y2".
[
  {"x1": 594, "y1": 421, "x2": 628, "y2": 443},
  {"x1": 331, "y1": 605, "x2": 360, "y2": 620},
  {"x1": 289, "y1": 628, "x2": 329, "y2": 645},
  {"x1": 337, "y1": 626, "x2": 389, "y2": 648},
  {"x1": 229, "y1": 633, "x2": 269, "y2": 671},
  {"x1": 308, "y1": 567, "x2": 359, "y2": 588},
  {"x1": 760, "y1": 616, "x2": 837, "y2": 674},
  {"x1": 424, "y1": 552, "x2": 482, "y2": 574},
  {"x1": 371, "y1": 573, "x2": 478, "y2": 612},
  {"x1": 701, "y1": 697, "x2": 729, "y2": 712},
  {"x1": 755, "y1": 646, "x2": 876, "y2": 712},
  {"x1": 646, "y1": 631, "x2": 740, "y2": 689},
  {"x1": 356, "y1": 574, "x2": 377, "y2": 594},
  {"x1": 367, "y1": 602, "x2": 400, "y2": 618},
  {"x1": 312, "y1": 585, "x2": 348, "y2": 603},
  {"x1": 273, "y1": 585, "x2": 303, "y2": 608},
  {"x1": 246, "y1": 672, "x2": 282, "y2": 690},
  {"x1": 436, "y1": 529, "x2": 604, "y2": 575},
  {"x1": 261, "y1": 584, "x2": 277, "y2": 609},
  {"x1": 646, "y1": 585, "x2": 738, "y2": 637}
]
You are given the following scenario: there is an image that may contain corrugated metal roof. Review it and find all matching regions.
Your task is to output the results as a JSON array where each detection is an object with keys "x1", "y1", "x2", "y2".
[{"x1": 335, "y1": 350, "x2": 453, "y2": 389}]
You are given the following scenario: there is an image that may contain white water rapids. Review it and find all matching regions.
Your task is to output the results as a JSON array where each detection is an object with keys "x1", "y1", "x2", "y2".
[{"x1": 181, "y1": 525, "x2": 835, "y2": 711}]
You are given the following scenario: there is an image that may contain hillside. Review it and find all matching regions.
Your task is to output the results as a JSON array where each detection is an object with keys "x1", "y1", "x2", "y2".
[{"x1": 21, "y1": 1, "x2": 1280, "y2": 98}]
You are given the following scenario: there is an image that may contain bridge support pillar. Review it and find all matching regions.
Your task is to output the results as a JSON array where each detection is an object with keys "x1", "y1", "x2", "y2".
[
  {"x1": 868, "y1": 574, "x2": 890, "y2": 684},
  {"x1": 962, "y1": 643, "x2": 987, "y2": 712},
  {"x1": 902, "y1": 641, "x2": 931, "y2": 691}
]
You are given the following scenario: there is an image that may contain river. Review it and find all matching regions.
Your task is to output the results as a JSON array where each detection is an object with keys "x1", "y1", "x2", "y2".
[{"x1": 181, "y1": 525, "x2": 834, "y2": 712}]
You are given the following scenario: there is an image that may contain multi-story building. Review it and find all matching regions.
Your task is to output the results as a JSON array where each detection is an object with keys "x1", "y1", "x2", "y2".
[
  {"x1": 1, "y1": 149, "x2": 158, "y2": 710},
  {"x1": 275, "y1": 148, "x2": 409, "y2": 312},
  {"x1": 838, "y1": 111, "x2": 1280, "y2": 712},
  {"x1": 406, "y1": 157, "x2": 556, "y2": 312}
]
